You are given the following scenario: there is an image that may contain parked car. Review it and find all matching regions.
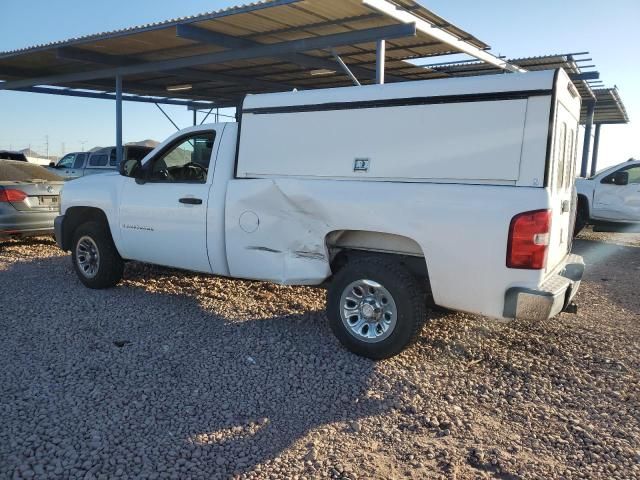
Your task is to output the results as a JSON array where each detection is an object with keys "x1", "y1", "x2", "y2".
[
  {"x1": 0, "y1": 160, "x2": 63, "y2": 239},
  {"x1": 48, "y1": 146, "x2": 153, "y2": 180},
  {"x1": 575, "y1": 158, "x2": 640, "y2": 233},
  {"x1": 54, "y1": 69, "x2": 584, "y2": 359},
  {"x1": 0, "y1": 150, "x2": 28, "y2": 162}
]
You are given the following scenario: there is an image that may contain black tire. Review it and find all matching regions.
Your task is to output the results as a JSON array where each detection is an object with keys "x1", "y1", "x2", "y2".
[
  {"x1": 71, "y1": 221, "x2": 124, "y2": 289},
  {"x1": 574, "y1": 203, "x2": 588, "y2": 237},
  {"x1": 327, "y1": 255, "x2": 426, "y2": 360}
]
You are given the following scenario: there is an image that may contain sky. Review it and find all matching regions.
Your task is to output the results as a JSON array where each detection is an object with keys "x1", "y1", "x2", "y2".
[{"x1": 0, "y1": 0, "x2": 638, "y2": 169}]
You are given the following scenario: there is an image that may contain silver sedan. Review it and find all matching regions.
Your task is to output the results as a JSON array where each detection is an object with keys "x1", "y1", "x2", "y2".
[{"x1": 0, "y1": 160, "x2": 63, "y2": 239}]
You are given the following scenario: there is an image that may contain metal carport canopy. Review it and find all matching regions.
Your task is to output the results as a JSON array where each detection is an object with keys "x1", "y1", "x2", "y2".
[{"x1": 0, "y1": 0, "x2": 522, "y2": 104}]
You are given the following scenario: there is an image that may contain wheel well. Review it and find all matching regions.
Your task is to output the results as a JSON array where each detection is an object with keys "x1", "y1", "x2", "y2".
[
  {"x1": 577, "y1": 194, "x2": 590, "y2": 218},
  {"x1": 326, "y1": 230, "x2": 428, "y2": 280},
  {"x1": 61, "y1": 207, "x2": 109, "y2": 251}
]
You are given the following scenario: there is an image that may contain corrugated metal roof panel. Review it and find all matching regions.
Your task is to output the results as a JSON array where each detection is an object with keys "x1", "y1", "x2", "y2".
[
  {"x1": 592, "y1": 88, "x2": 629, "y2": 124},
  {"x1": 0, "y1": 0, "x2": 501, "y2": 105},
  {"x1": 0, "y1": 0, "x2": 301, "y2": 56}
]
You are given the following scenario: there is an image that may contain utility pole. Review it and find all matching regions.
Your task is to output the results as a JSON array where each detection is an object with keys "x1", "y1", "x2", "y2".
[
  {"x1": 61, "y1": 142, "x2": 66, "y2": 156},
  {"x1": 45, "y1": 135, "x2": 49, "y2": 159},
  {"x1": 80, "y1": 141, "x2": 87, "y2": 152}
]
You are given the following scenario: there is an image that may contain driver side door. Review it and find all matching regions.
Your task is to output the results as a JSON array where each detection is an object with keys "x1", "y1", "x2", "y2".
[
  {"x1": 118, "y1": 129, "x2": 217, "y2": 272},
  {"x1": 593, "y1": 164, "x2": 640, "y2": 222}
]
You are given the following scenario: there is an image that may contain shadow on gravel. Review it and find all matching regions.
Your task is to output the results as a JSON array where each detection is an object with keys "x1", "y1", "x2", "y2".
[
  {"x1": 0, "y1": 236, "x2": 56, "y2": 248},
  {"x1": 573, "y1": 237, "x2": 640, "y2": 315},
  {"x1": 0, "y1": 255, "x2": 390, "y2": 478}
]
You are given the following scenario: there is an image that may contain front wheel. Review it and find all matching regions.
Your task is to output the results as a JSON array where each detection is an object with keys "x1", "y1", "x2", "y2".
[
  {"x1": 327, "y1": 255, "x2": 426, "y2": 360},
  {"x1": 71, "y1": 221, "x2": 124, "y2": 289}
]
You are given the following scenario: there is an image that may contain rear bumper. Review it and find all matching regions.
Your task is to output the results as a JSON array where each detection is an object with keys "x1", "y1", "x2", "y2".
[
  {"x1": 0, "y1": 211, "x2": 57, "y2": 239},
  {"x1": 503, "y1": 254, "x2": 585, "y2": 321}
]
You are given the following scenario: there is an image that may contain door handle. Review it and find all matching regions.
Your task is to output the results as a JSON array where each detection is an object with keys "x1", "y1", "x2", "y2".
[{"x1": 179, "y1": 197, "x2": 203, "y2": 205}]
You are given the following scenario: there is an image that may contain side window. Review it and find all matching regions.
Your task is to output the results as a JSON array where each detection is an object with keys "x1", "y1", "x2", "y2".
[
  {"x1": 149, "y1": 131, "x2": 216, "y2": 183},
  {"x1": 556, "y1": 122, "x2": 567, "y2": 190},
  {"x1": 73, "y1": 153, "x2": 86, "y2": 169},
  {"x1": 89, "y1": 154, "x2": 108, "y2": 167},
  {"x1": 602, "y1": 165, "x2": 640, "y2": 185},
  {"x1": 627, "y1": 166, "x2": 640, "y2": 184},
  {"x1": 58, "y1": 154, "x2": 75, "y2": 169}
]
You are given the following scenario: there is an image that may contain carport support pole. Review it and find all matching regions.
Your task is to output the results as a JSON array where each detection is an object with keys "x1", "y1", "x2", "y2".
[
  {"x1": 376, "y1": 39, "x2": 386, "y2": 84},
  {"x1": 580, "y1": 100, "x2": 595, "y2": 178},
  {"x1": 590, "y1": 123, "x2": 602, "y2": 177},
  {"x1": 116, "y1": 74, "x2": 123, "y2": 166},
  {"x1": 193, "y1": 110, "x2": 197, "y2": 126}
]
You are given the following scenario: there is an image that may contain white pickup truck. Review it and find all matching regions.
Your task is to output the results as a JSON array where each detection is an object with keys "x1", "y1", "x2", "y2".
[
  {"x1": 54, "y1": 69, "x2": 584, "y2": 359},
  {"x1": 575, "y1": 159, "x2": 640, "y2": 233}
]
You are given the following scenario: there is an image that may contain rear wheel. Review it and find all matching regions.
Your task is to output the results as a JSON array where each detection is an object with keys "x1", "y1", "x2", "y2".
[
  {"x1": 327, "y1": 255, "x2": 426, "y2": 360},
  {"x1": 71, "y1": 221, "x2": 124, "y2": 289}
]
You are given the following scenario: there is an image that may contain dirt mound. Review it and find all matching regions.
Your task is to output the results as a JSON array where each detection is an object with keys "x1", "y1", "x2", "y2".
[{"x1": 0, "y1": 160, "x2": 63, "y2": 182}]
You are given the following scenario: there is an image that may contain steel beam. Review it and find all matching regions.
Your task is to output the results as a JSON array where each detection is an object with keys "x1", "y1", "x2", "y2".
[
  {"x1": 175, "y1": 23, "x2": 405, "y2": 83},
  {"x1": 568, "y1": 72, "x2": 600, "y2": 81},
  {"x1": 176, "y1": 25, "x2": 256, "y2": 49},
  {"x1": 14, "y1": 86, "x2": 223, "y2": 109},
  {"x1": 57, "y1": 47, "x2": 293, "y2": 91},
  {"x1": 155, "y1": 103, "x2": 181, "y2": 131},
  {"x1": 0, "y1": 24, "x2": 416, "y2": 90},
  {"x1": 199, "y1": 108, "x2": 215, "y2": 125},
  {"x1": 363, "y1": 0, "x2": 526, "y2": 73},
  {"x1": 330, "y1": 49, "x2": 361, "y2": 86},
  {"x1": 580, "y1": 100, "x2": 596, "y2": 177},
  {"x1": 590, "y1": 123, "x2": 602, "y2": 177},
  {"x1": 115, "y1": 75, "x2": 123, "y2": 166},
  {"x1": 376, "y1": 39, "x2": 386, "y2": 84}
]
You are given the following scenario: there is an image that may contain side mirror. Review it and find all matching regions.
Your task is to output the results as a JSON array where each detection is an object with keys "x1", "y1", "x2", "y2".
[
  {"x1": 120, "y1": 158, "x2": 142, "y2": 178},
  {"x1": 49, "y1": 161, "x2": 56, "y2": 168},
  {"x1": 613, "y1": 170, "x2": 629, "y2": 186}
]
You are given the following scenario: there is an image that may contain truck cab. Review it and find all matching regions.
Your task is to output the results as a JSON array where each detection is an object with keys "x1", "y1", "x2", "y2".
[{"x1": 576, "y1": 159, "x2": 640, "y2": 232}]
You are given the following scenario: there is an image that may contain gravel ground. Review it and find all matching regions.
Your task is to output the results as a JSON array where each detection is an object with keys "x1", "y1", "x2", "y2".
[{"x1": 0, "y1": 228, "x2": 638, "y2": 479}]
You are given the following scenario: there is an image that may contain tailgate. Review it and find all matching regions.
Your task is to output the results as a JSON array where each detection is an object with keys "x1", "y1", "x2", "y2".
[{"x1": 546, "y1": 102, "x2": 578, "y2": 274}]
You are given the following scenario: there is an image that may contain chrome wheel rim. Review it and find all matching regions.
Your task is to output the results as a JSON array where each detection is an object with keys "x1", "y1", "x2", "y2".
[
  {"x1": 76, "y1": 236, "x2": 100, "y2": 279},
  {"x1": 340, "y1": 279, "x2": 397, "y2": 343}
]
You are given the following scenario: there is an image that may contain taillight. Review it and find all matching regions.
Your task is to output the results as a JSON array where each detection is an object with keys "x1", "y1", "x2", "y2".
[
  {"x1": 507, "y1": 210, "x2": 551, "y2": 270},
  {"x1": 0, "y1": 188, "x2": 28, "y2": 203}
]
